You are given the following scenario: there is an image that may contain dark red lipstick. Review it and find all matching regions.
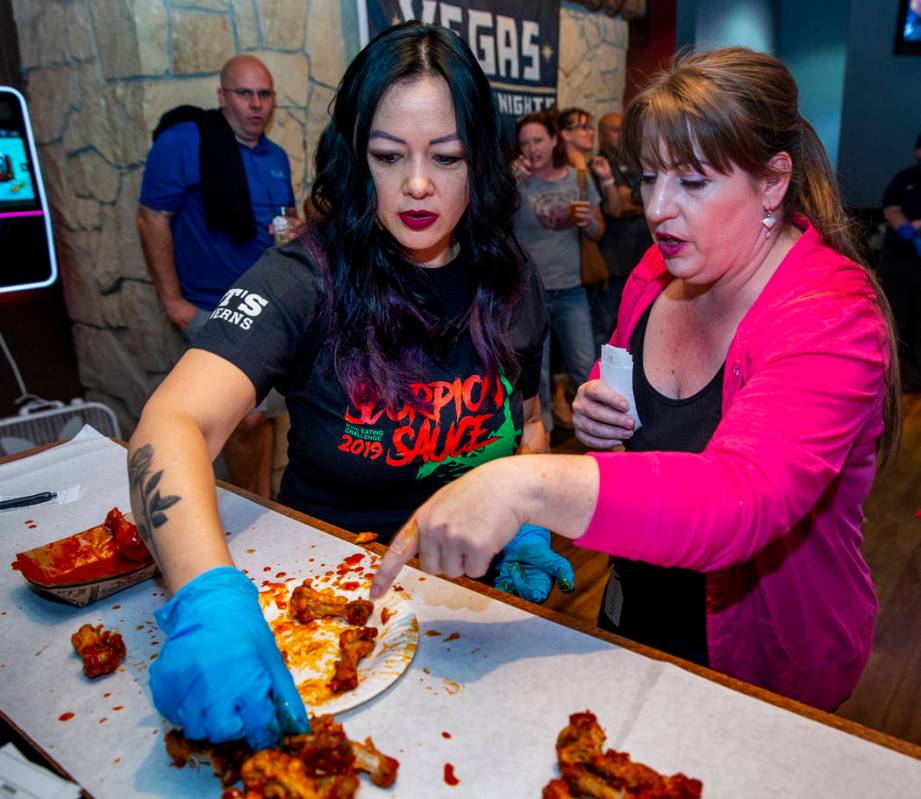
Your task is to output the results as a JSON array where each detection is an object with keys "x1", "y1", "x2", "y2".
[
  {"x1": 655, "y1": 232, "x2": 686, "y2": 258},
  {"x1": 399, "y1": 210, "x2": 439, "y2": 230}
]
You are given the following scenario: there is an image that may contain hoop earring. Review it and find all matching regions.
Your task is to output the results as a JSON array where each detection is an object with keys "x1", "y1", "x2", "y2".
[{"x1": 762, "y1": 207, "x2": 776, "y2": 235}]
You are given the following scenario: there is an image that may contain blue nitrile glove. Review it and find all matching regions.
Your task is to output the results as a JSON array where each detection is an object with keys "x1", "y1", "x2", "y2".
[
  {"x1": 150, "y1": 566, "x2": 309, "y2": 749},
  {"x1": 897, "y1": 222, "x2": 916, "y2": 241},
  {"x1": 494, "y1": 524, "x2": 575, "y2": 603}
]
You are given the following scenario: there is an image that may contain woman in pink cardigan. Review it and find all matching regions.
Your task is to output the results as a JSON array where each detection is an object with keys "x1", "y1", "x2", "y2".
[{"x1": 372, "y1": 48, "x2": 901, "y2": 710}]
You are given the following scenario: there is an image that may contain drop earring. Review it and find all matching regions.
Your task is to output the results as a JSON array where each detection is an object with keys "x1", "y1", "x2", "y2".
[{"x1": 762, "y1": 207, "x2": 776, "y2": 234}]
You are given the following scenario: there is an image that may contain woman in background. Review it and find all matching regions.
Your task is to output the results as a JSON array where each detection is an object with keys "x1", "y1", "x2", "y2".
[{"x1": 513, "y1": 111, "x2": 603, "y2": 437}]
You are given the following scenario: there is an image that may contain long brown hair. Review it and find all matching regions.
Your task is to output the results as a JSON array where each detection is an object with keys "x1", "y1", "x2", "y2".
[
  {"x1": 622, "y1": 47, "x2": 901, "y2": 466},
  {"x1": 516, "y1": 110, "x2": 568, "y2": 168}
]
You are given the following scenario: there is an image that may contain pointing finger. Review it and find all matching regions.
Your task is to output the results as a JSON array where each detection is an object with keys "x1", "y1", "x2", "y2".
[{"x1": 370, "y1": 517, "x2": 420, "y2": 599}]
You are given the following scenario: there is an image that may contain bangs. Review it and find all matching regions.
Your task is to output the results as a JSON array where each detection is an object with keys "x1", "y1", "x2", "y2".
[{"x1": 625, "y1": 76, "x2": 754, "y2": 177}]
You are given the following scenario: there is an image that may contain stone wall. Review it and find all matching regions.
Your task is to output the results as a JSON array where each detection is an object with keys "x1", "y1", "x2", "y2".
[
  {"x1": 559, "y1": 1, "x2": 629, "y2": 120},
  {"x1": 13, "y1": 0, "x2": 625, "y2": 435}
]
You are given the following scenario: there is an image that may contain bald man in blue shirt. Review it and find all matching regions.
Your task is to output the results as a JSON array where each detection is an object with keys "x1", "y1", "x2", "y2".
[{"x1": 137, "y1": 55, "x2": 295, "y2": 495}]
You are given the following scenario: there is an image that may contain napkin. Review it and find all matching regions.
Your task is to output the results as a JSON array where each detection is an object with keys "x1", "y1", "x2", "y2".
[{"x1": 599, "y1": 345, "x2": 642, "y2": 431}]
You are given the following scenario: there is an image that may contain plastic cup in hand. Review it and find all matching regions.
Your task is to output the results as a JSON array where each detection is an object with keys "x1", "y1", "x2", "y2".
[
  {"x1": 569, "y1": 200, "x2": 589, "y2": 225},
  {"x1": 272, "y1": 206, "x2": 297, "y2": 245}
]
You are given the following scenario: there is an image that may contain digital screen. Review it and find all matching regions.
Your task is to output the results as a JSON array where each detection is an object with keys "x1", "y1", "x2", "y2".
[
  {"x1": 0, "y1": 129, "x2": 36, "y2": 204},
  {"x1": 895, "y1": 0, "x2": 921, "y2": 54},
  {"x1": 905, "y1": 0, "x2": 921, "y2": 40},
  {"x1": 0, "y1": 87, "x2": 57, "y2": 293}
]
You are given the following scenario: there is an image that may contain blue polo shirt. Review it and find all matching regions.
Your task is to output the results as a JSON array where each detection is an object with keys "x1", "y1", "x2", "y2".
[{"x1": 139, "y1": 121, "x2": 295, "y2": 310}]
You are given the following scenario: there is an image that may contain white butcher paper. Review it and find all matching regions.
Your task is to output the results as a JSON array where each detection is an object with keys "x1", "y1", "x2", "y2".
[{"x1": 2, "y1": 429, "x2": 921, "y2": 797}]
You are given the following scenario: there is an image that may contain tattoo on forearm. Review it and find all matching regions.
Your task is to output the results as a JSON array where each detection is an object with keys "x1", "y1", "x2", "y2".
[{"x1": 128, "y1": 444, "x2": 181, "y2": 558}]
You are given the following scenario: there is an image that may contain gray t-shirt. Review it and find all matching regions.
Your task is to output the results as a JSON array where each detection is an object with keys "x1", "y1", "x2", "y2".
[{"x1": 513, "y1": 166, "x2": 601, "y2": 290}]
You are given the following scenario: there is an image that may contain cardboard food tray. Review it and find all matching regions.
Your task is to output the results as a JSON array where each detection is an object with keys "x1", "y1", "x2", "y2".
[
  {"x1": 14, "y1": 513, "x2": 159, "y2": 607},
  {"x1": 20, "y1": 561, "x2": 160, "y2": 607}
]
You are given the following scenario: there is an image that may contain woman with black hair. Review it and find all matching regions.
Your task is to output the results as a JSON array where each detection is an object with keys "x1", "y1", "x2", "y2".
[{"x1": 127, "y1": 22, "x2": 568, "y2": 748}]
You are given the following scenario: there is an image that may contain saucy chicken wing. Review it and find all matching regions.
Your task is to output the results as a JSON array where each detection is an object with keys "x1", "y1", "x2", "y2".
[
  {"x1": 328, "y1": 627, "x2": 378, "y2": 695},
  {"x1": 169, "y1": 714, "x2": 399, "y2": 798},
  {"x1": 290, "y1": 584, "x2": 373, "y2": 627},
  {"x1": 545, "y1": 711, "x2": 702, "y2": 799},
  {"x1": 104, "y1": 507, "x2": 151, "y2": 562},
  {"x1": 350, "y1": 737, "x2": 399, "y2": 789},
  {"x1": 70, "y1": 623, "x2": 126, "y2": 678}
]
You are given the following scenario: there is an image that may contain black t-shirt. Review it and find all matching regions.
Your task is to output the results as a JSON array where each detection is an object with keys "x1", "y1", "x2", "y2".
[
  {"x1": 882, "y1": 164, "x2": 921, "y2": 259},
  {"x1": 593, "y1": 152, "x2": 652, "y2": 278},
  {"x1": 608, "y1": 302, "x2": 724, "y2": 666},
  {"x1": 193, "y1": 242, "x2": 548, "y2": 542}
]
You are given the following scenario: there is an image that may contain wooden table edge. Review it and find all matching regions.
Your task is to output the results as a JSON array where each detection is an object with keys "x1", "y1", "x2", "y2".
[
  {"x1": 3, "y1": 439, "x2": 920, "y2": 765},
  {"x1": 0, "y1": 708, "x2": 90, "y2": 798}
]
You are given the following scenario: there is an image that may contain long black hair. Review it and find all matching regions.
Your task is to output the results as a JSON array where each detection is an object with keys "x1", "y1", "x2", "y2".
[{"x1": 309, "y1": 21, "x2": 524, "y2": 411}]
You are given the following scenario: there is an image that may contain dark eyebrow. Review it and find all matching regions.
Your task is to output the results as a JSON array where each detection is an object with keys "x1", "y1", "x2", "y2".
[
  {"x1": 369, "y1": 130, "x2": 405, "y2": 144},
  {"x1": 640, "y1": 159, "x2": 712, "y2": 171},
  {"x1": 429, "y1": 132, "x2": 460, "y2": 144},
  {"x1": 368, "y1": 130, "x2": 460, "y2": 145}
]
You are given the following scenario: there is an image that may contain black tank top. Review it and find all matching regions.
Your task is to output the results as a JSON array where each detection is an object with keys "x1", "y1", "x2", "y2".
[{"x1": 605, "y1": 301, "x2": 724, "y2": 665}]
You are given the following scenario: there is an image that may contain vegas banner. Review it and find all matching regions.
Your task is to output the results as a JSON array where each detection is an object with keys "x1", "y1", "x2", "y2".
[{"x1": 358, "y1": 0, "x2": 561, "y2": 140}]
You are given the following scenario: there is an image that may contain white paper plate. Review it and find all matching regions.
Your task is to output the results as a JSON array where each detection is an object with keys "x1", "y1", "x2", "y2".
[{"x1": 259, "y1": 572, "x2": 418, "y2": 716}]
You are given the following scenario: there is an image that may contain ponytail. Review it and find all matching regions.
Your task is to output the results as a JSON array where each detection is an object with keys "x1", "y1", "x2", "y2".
[
  {"x1": 792, "y1": 119, "x2": 861, "y2": 263},
  {"x1": 790, "y1": 120, "x2": 901, "y2": 467}
]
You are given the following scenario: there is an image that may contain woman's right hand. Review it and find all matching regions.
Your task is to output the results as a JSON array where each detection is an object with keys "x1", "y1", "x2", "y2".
[
  {"x1": 163, "y1": 296, "x2": 199, "y2": 331},
  {"x1": 572, "y1": 379, "x2": 636, "y2": 449},
  {"x1": 150, "y1": 567, "x2": 310, "y2": 749},
  {"x1": 512, "y1": 155, "x2": 532, "y2": 182}
]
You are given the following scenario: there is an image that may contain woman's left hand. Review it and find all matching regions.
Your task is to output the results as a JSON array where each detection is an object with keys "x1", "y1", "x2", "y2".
[
  {"x1": 589, "y1": 155, "x2": 613, "y2": 182},
  {"x1": 370, "y1": 458, "x2": 525, "y2": 598}
]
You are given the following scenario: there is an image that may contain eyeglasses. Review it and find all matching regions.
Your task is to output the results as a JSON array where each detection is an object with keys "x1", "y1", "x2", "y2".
[
  {"x1": 567, "y1": 124, "x2": 593, "y2": 132},
  {"x1": 222, "y1": 87, "x2": 275, "y2": 101}
]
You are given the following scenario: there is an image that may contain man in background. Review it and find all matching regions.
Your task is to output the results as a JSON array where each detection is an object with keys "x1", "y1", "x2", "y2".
[
  {"x1": 589, "y1": 111, "x2": 652, "y2": 349},
  {"x1": 879, "y1": 132, "x2": 921, "y2": 392},
  {"x1": 136, "y1": 55, "x2": 295, "y2": 495}
]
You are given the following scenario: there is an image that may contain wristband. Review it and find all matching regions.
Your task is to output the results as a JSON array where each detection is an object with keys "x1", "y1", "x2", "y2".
[
  {"x1": 600, "y1": 178, "x2": 615, "y2": 187},
  {"x1": 897, "y1": 222, "x2": 916, "y2": 241}
]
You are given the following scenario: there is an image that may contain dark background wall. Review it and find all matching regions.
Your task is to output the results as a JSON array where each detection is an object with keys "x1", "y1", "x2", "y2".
[
  {"x1": 838, "y1": 0, "x2": 921, "y2": 208},
  {"x1": 624, "y1": 0, "x2": 677, "y2": 106},
  {"x1": 776, "y1": 0, "x2": 849, "y2": 173},
  {"x1": 0, "y1": 0, "x2": 82, "y2": 419},
  {"x1": 676, "y1": 0, "x2": 920, "y2": 211},
  {"x1": 679, "y1": 0, "x2": 777, "y2": 52}
]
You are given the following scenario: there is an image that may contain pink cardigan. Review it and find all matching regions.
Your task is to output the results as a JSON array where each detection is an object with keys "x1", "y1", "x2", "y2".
[{"x1": 577, "y1": 221, "x2": 889, "y2": 709}]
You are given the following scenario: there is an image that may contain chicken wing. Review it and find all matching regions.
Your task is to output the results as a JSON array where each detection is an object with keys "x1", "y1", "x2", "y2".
[
  {"x1": 70, "y1": 623, "x2": 126, "y2": 678},
  {"x1": 557, "y1": 710, "x2": 607, "y2": 768},
  {"x1": 103, "y1": 507, "x2": 151, "y2": 562},
  {"x1": 290, "y1": 584, "x2": 373, "y2": 627},
  {"x1": 350, "y1": 737, "x2": 399, "y2": 788},
  {"x1": 165, "y1": 729, "x2": 251, "y2": 787},
  {"x1": 546, "y1": 712, "x2": 702, "y2": 799},
  {"x1": 328, "y1": 627, "x2": 378, "y2": 695},
  {"x1": 170, "y1": 714, "x2": 399, "y2": 798},
  {"x1": 234, "y1": 748, "x2": 359, "y2": 799}
]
